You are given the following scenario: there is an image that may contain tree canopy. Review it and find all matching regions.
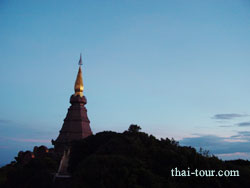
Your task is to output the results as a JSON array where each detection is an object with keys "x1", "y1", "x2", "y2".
[{"x1": 1, "y1": 126, "x2": 250, "y2": 188}]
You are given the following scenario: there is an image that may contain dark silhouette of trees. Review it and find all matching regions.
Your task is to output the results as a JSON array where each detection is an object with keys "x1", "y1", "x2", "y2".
[
  {"x1": 1, "y1": 126, "x2": 250, "y2": 188},
  {"x1": 128, "y1": 124, "x2": 141, "y2": 133}
]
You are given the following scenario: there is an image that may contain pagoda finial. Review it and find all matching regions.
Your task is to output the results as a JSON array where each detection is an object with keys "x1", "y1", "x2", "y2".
[
  {"x1": 74, "y1": 54, "x2": 84, "y2": 97},
  {"x1": 79, "y1": 53, "x2": 83, "y2": 66}
]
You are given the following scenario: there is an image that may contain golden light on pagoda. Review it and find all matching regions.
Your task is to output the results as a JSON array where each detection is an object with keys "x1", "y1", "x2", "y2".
[{"x1": 74, "y1": 54, "x2": 84, "y2": 97}]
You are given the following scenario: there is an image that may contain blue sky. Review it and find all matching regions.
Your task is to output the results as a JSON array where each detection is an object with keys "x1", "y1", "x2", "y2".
[{"x1": 0, "y1": 0, "x2": 250, "y2": 165}]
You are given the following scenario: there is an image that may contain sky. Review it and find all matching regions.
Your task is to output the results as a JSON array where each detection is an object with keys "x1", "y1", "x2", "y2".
[{"x1": 0, "y1": 0, "x2": 250, "y2": 165}]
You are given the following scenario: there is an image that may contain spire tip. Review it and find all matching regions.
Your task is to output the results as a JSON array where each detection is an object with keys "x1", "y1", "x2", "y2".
[
  {"x1": 75, "y1": 54, "x2": 84, "y2": 96},
  {"x1": 79, "y1": 53, "x2": 83, "y2": 66}
]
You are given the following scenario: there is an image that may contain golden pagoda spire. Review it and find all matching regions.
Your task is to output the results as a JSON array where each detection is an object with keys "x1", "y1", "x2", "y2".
[{"x1": 74, "y1": 54, "x2": 84, "y2": 97}]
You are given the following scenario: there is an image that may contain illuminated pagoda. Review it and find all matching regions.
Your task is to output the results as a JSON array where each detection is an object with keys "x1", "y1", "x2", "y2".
[{"x1": 52, "y1": 54, "x2": 92, "y2": 153}]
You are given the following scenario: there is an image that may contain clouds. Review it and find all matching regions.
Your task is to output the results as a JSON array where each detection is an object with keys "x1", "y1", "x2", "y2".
[
  {"x1": 238, "y1": 131, "x2": 250, "y2": 136},
  {"x1": 237, "y1": 122, "x2": 250, "y2": 127},
  {"x1": 0, "y1": 135, "x2": 52, "y2": 166},
  {"x1": 212, "y1": 113, "x2": 250, "y2": 128},
  {"x1": 4, "y1": 137, "x2": 51, "y2": 143},
  {"x1": 216, "y1": 152, "x2": 250, "y2": 161},
  {"x1": 179, "y1": 131, "x2": 250, "y2": 160},
  {"x1": 212, "y1": 113, "x2": 249, "y2": 120},
  {"x1": 231, "y1": 131, "x2": 250, "y2": 138},
  {"x1": 0, "y1": 120, "x2": 54, "y2": 164},
  {"x1": 218, "y1": 125, "x2": 233, "y2": 128},
  {"x1": 179, "y1": 113, "x2": 250, "y2": 160}
]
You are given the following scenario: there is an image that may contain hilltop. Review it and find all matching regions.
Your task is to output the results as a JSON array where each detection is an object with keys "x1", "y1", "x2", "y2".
[{"x1": 1, "y1": 125, "x2": 250, "y2": 188}]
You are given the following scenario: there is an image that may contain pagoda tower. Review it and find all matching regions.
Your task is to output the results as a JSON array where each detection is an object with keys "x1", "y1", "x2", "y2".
[{"x1": 52, "y1": 55, "x2": 92, "y2": 153}]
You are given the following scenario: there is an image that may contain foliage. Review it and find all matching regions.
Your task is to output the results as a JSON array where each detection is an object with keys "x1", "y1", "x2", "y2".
[
  {"x1": 128, "y1": 124, "x2": 141, "y2": 133},
  {"x1": 0, "y1": 148, "x2": 59, "y2": 188},
  {"x1": 68, "y1": 129, "x2": 250, "y2": 188},
  {"x1": 1, "y1": 127, "x2": 250, "y2": 188}
]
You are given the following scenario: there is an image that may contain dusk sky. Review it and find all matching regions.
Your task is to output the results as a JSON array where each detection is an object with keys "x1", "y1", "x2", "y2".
[{"x1": 1, "y1": 0, "x2": 250, "y2": 165}]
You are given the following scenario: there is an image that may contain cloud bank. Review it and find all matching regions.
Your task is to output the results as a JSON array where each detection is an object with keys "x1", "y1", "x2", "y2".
[
  {"x1": 237, "y1": 122, "x2": 250, "y2": 127},
  {"x1": 179, "y1": 131, "x2": 250, "y2": 160},
  {"x1": 212, "y1": 113, "x2": 249, "y2": 120}
]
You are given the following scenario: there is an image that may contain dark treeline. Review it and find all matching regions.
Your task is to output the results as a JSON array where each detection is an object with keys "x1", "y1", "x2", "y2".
[{"x1": 0, "y1": 125, "x2": 250, "y2": 188}]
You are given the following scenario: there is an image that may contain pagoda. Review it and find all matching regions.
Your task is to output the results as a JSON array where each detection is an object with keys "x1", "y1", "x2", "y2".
[{"x1": 52, "y1": 55, "x2": 92, "y2": 153}]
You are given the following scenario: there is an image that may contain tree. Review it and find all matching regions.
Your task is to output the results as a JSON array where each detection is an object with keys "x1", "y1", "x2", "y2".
[{"x1": 128, "y1": 124, "x2": 141, "y2": 133}]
